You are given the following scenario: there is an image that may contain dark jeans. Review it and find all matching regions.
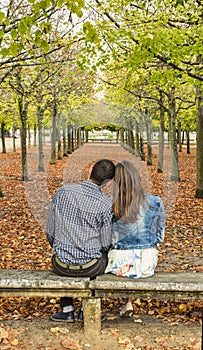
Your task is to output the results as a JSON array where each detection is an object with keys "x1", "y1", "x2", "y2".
[{"x1": 51, "y1": 254, "x2": 108, "y2": 308}]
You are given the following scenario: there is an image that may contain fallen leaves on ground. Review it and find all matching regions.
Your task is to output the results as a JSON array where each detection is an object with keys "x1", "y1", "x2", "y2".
[
  {"x1": 0, "y1": 144, "x2": 202, "y2": 349},
  {"x1": 61, "y1": 337, "x2": 82, "y2": 349}
]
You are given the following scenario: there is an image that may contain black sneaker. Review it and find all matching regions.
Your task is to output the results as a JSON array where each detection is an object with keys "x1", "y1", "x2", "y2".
[
  {"x1": 77, "y1": 310, "x2": 106, "y2": 322},
  {"x1": 51, "y1": 311, "x2": 75, "y2": 322},
  {"x1": 101, "y1": 313, "x2": 107, "y2": 322}
]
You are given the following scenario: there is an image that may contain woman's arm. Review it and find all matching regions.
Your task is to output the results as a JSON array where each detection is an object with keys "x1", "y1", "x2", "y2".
[{"x1": 156, "y1": 198, "x2": 165, "y2": 244}]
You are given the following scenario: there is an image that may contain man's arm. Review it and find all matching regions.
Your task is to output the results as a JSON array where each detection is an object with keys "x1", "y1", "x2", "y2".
[
  {"x1": 100, "y1": 209, "x2": 113, "y2": 251},
  {"x1": 46, "y1": 199, "x2": 55, "y2": 247}
]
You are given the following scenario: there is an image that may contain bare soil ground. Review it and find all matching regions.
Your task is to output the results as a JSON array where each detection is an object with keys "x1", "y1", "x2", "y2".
[{"x1": 1, "y1": 312, "x2": 201, "y2": 350}]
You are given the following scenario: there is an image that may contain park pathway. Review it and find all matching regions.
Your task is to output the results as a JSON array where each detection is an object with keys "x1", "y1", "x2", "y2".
[
  {"x1": 23, "y1": 141, "x2": 153, "y2": 233},
  {"x1": 63, "y1": 142, "x2": 152, "y2": 194},
  {"x1": 6, "y1": 141, "x2": 154, "y2": 232}
]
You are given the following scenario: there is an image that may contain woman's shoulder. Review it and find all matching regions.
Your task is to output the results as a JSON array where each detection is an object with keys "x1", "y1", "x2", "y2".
[{"x1": 145, "y1": 193, "x2": 163, "y2": 206}]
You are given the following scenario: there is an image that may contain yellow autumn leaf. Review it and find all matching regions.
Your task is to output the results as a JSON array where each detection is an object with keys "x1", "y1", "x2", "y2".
[
  {"x1": 50, "y1": 298, "x2": 57, "y2": 304},
  {"x1": 179, "y1": 304, "x2": 187, "y2": 313},
  {"x1": 10, "y1": 339, "x2": 19, "y2": 346},
  {"x1": 118, "y1": 337, "x2": 126, "y2": 344},
  {"x1": 50, "y1": 327, "x2": 60, "y2": 333}
]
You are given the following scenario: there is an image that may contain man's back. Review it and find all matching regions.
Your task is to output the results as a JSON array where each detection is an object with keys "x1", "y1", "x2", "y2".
[
  {"x1": 46, "y1": 158, "x2": 115, "y2": 323},
  {"x1": 46, "y1": 181, "x2": 113, "y2": 264}
]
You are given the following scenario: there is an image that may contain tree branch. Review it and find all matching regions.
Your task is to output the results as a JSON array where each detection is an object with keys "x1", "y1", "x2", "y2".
[{"x1": 93, "y1": 1, "x2": 203, "y2": 81}]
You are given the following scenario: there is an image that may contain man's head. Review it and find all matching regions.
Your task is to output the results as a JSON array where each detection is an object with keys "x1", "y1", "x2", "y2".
[{"x1": 90, "y1": 159, "x2": 115, "y2": 186}]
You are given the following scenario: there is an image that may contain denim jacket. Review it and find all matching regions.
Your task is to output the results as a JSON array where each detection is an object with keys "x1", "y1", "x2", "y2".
[{"x1": 112, "y1": 194, "x2": 165, "y2": 250}]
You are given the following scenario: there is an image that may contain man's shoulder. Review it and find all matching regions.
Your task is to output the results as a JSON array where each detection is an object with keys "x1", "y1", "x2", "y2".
[
  {"x1": 55, "y1": 183, "x2": 81, "y2": 195},
  {"x1": 102, "y1": 193, "x2": 112, "y2": 203},
  {"x1": 61, "y1": 182, "x2": 81, "y2": 189}
]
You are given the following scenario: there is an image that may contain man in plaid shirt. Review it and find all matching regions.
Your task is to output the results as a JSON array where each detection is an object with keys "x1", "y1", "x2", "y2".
[{"x1": 46, "y1": 159, "x2": 115, "y2": 322}]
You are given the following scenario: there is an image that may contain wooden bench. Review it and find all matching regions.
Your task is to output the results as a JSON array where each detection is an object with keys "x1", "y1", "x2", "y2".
[{"x1": 0, "y1": 270, "x2": 203, "y2": 343}]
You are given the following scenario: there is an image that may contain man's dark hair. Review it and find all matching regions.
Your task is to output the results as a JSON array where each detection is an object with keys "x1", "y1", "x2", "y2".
[{"x1": 90, "y1": 159, "x2": 115, "y2": 186}]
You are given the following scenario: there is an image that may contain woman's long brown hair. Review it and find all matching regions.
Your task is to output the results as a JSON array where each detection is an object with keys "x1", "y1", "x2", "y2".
[{"x1": 113, "y1": 160, "x2": 146, "y2": 222}]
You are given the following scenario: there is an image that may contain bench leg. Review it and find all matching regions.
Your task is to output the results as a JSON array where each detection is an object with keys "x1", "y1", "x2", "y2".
[{"x1": 83, "y1": 297, "x2": 101, "y2": 339}]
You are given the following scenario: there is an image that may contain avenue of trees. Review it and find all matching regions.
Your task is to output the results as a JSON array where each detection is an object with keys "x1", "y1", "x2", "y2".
[{"x1": 0, "y1": 0, "x2": 203, "y2": 198}]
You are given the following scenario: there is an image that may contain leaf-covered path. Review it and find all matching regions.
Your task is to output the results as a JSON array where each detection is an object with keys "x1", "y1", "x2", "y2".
[
  {"x1": 1, "y1": 142, "x2": 202, "y2": 273},
  {"x1": 0, "y1": 142, "x2": 202, "y2": 349}
]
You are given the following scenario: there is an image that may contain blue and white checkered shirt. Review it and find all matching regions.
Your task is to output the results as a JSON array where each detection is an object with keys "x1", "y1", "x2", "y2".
[{"x1": 46, "y1": 181, "x2": 113, "y2": 265}]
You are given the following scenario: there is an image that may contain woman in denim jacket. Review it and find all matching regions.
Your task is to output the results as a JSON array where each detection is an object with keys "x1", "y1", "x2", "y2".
[{"x1": 105, "y1": 160, "x2": 165, "y2": 317}]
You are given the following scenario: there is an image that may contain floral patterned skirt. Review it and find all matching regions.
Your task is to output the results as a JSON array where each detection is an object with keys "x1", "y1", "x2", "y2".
[{"x1": 105, "y1": 248, "x2": 158, "y2": 278}]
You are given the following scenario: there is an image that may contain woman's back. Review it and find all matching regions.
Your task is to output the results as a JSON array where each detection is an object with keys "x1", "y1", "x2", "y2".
[
  {"x1": 105, "y1": 160, "x2": 165, "y2": 280},
  {"x1": 112, "y1": 193, "x2": 165, "y2": 250}
]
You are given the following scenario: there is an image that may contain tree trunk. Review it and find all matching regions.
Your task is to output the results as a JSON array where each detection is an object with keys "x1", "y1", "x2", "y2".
[
  {"x1": 125, "y1": 129, "x2": 128, "y2": 149},
  {"x1": 127, "y1": 119, "x2": 135, "y2": 154},
  {"x1": 140, "y1": 133, "x2": 145, "y2": 161},
  {"x1": 116, "y1": 129, "x2": 119, "y2": 143},
  {"x1": 57, "y1": 130, "x2": 62, "y2": 159},
  {"x1": 178, "y1": 120, "x2": 182, "y2": 152},
  {"x1": 28, "y1": 125, "x2": 31, "y2": 148},
  {"x1": 1, "y1": 122, "x2": 6, "y2": 153},
  {"x1": 135, "y1": 121, "x2": 140, "y2": 156},
  {"x1": 18, "y1": 97, "x2": 29, "y2": 181},
  {"x1": 57, "y1": 113, "x2": 62, "y2": 160},
  {"x1": 74, "y1": 129, "x2": 78, "y2": 149},
  {"x1": 43, "y1": 128, "x2": 46, "y2": 145},
  {"x1": 81, "y1": 129, "x2": 85, "y2": 144},
  {"x1": 76, "y1": 128, "x2": 79, "y2": 148},
  {"x1": 85, "y1": 129, "x2": 89, "y2": 142},
  {"x1": 186, "y1": 126, "x2": 190, "y2": 154},
  {"x1": 62, "y1": 117, "x2": 67, "y2": 156},
  {"x1": 195, "y1": 81, "x2": 203, "y2": 198},
  {"x1": 168, "y1": 88, "x2": 180, "y2": 181},
  {"x1": 158, "y1": 93, "x2": 165, "y2": 173},
  {"x1": 50, "y1": 103, "x2": 57, "y2": 164},
  {"x1": 145, "y1": 109, "x2": 152, "y2": 165},
  {"x1": 33, "y1": 124, "x2": 37, "y2": 147},
  {"x1": 12, "y1": 125, "x2": 16, "y2": 152},
  {"x1": 72, "y1": 127, "x2": 75, "y2": 152},
  {"x1": 181, "y1": 130, "x2": 185, "y2": 144},
  {"x1": 119, "y1": 127, "x2": 124, "y2": 145},
  {"x1": 37, "y1": 107, "x2": 45, "y2": 172},
  {"x1": 67, "y1": 124, "x2": 73, "y2": 153}
]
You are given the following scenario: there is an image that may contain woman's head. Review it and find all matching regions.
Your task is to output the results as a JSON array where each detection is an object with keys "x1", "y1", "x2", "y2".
[{"x1": 113, "y1": 160, "x2": 145, "y2": 222}]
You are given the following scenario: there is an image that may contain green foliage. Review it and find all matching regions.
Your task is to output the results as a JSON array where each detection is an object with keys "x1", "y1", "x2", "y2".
[
  {"x1": 65, "y1": 0, "x2": 84, "y2": 17},
  {"x1": 83, "y1": 22, "x2": 99, "y2": 43},
  {"x1": 84, "y1": 122, "x2": 120, "y2": 131},
  {"x1": 40, "y1": 40, "x2": 50, "y2": 53},
  {"x1": 0, "y1": 0, "x2": 85, "y2": 62},
  {"x1": 0, "y1": 87, "x2": 20, "y2": 131},
  {"x1": 0, "y1": 48, "x2": 9, "y2": 58},
  {"x1": 0, "y1": 11, "x2": 5, "y2": 22},
  {"x1": 175, "y1": 0, "x2": 185, "y2": 6},
  {"x1": 85, "y1": 0, "x2": 202, "y2": 83},
  {"x1": 9, "y1": 42, "x2": 19, "y2": 57},
  {"x1": 77, "y1": 0, "x2": 200, "y2": 136}
]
